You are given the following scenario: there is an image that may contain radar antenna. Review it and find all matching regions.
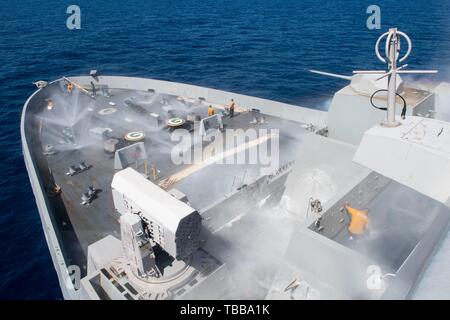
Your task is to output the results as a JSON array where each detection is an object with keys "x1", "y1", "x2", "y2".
[{"x1": 353, "y1": 28, "x2": 437, "y2": 127}]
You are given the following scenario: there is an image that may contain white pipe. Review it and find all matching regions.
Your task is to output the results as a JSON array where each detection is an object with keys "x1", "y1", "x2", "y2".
[
  {"x1": 397, "y1": 70, "x2": 438, "y2": 74},
  {"x1": 309, "y1": 69, "x2": 352, "y2": 80}
]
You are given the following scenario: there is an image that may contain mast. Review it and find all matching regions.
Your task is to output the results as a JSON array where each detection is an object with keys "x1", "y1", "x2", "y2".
[{"x1": 354, "y1": 28, "x2": 437, "y2": 127}]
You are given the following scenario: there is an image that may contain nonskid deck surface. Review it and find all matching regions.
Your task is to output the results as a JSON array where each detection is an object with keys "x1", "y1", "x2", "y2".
[{"x1": 35, "y1": 83, "x2": 307, "y2": 267}]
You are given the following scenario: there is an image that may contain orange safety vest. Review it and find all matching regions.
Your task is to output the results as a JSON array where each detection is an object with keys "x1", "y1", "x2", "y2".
[
  {"x1": 208, "y1": 107, "x2": 215, "y2": 116},
  {"x1": 345, "y1": 204, "x2": 369, "y2": 235}
]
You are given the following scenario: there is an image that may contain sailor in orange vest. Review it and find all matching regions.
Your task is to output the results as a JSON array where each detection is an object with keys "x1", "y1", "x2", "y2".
[
  {"x1": 207, "y1": 105, "x2": 215, "y2": 117},
  {"x1": 67, "y1": 82, "x2": 74, "y2": 94},
  {"x1": 229, "y1": 99, "x2": 235, "y2": 118},
  {"x1": 345, "y1": 202, "x2": 370, "y2": 239}
]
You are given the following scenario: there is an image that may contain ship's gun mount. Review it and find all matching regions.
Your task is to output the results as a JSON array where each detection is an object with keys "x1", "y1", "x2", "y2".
[
  {"x1": 81, "y1": 167, "x2": 227, "y2": 300},
  {"x1": 111, "y1": 167, "x2": 202, "y2": 279},
  {"x1": 310, "y1": 69, "x2": 404, "y2": 97}
]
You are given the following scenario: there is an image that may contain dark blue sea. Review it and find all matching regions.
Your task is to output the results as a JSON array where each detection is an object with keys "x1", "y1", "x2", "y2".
[{"x1": 0, "y1": 0, "x2": 449, "y2": 299}]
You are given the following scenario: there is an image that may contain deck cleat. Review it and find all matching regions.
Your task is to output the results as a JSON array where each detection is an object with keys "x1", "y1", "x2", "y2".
[{"x1": 66, "y1": 165, "x2": 79, "y2": 176}]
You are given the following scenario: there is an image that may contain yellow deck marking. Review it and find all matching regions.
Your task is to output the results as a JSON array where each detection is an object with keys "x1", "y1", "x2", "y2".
[{"x1": 159, "y1": 132, "x2": 275, "y2": 188}]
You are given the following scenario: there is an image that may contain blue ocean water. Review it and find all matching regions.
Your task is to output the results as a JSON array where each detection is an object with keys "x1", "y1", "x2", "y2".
[{"x1": 0, "y1": 0, "x2": 449, "y2": 299}]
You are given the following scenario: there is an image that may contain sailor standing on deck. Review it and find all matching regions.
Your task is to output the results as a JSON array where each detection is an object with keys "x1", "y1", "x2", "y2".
[
  {"x1": 47, "y1": 99, "x2": 54, "y2": 110},
  {"x1": 207, "y1": 105, "x2": 215, "y2": 117},
  {"x1": 345, "y1": 202, "x2": 370, "y2": 242},
  {"x1": 90, "y1": 81, "x2": 97, "y2": 97},
  {"x1": 66, "y1": 82, "x2": 74, "y2": 94},
  {"x1": 229, "y1": 99, "x2": 235, "y2": 118}
]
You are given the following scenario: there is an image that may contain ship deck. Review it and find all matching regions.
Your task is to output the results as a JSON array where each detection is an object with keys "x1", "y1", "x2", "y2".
[
  {"x1": 22, "y1": 77, "x2": 450, "y2": 299},
  {"x1": 33, "y1": 82, "x2": 308, "y2": 270}
]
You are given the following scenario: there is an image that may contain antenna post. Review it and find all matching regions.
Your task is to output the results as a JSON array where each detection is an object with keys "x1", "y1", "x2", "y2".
[
  {"x1": 385, "y1": 28, "x2": 400, "y2": 126},
  {"x1": 353, "y1": 28, "x2": 437, "y2": 127}
]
